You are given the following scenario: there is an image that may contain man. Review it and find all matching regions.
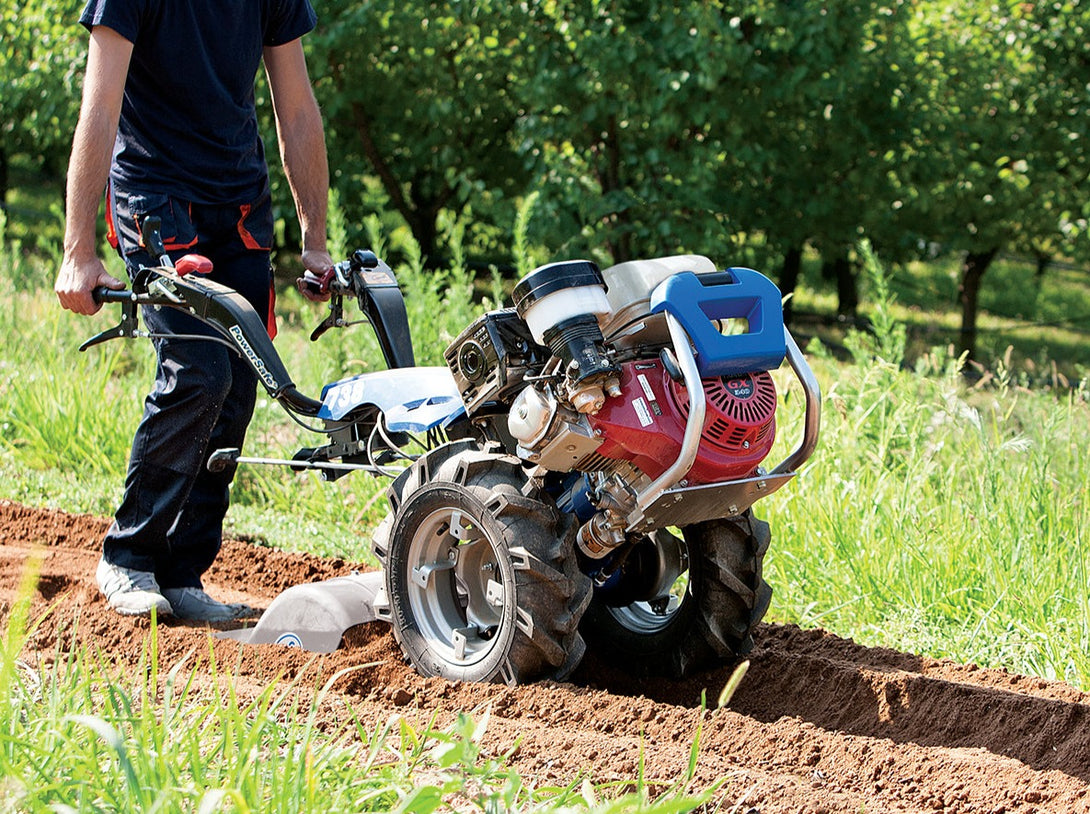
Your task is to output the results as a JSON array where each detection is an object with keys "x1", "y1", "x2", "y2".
[{"x1": 55, "y1": 0, "x2": 333, "y2": 620}]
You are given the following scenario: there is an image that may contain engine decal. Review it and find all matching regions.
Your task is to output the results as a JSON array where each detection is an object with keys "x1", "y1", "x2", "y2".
[
  {"x1": 633, "y1": 396, "x2": 655, "y2": 427},
  {"x1": 637, "y1": 373, "x2": 655, "y2": 402},
  {"x1": 229, "y1": 325, "x2": 280, "y2": 390},
  {"x1": 724, "y1": 375, "x2": 756, "y2": 400}
]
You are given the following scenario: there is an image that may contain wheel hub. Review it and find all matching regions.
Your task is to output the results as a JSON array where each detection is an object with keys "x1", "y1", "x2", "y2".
[{"x1": 405, "y1": 506, "x2": 507, "y2": 667}]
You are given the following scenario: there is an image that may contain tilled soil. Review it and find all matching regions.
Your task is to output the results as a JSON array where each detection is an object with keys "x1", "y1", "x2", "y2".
[{"x1": 2, "y1": 499, "x2": 1088, "y2": 813}]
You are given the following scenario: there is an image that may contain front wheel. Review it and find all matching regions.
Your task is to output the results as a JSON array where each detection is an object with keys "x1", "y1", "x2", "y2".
[
  {"x1": 580, "y1": 511, "x2": 772, "y2": 678},
  {"x1": 373, "y1": 441, "x2": 592, "y2": 684}
]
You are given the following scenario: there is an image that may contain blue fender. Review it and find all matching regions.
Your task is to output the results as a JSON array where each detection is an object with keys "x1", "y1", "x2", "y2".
[{"x1": 318, "y1": 367, "x2": 466, "y2": 432}]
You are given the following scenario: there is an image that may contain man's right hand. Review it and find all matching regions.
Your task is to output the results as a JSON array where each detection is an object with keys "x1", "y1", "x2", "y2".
[{"x1": 55, "y1": 254, "x2": 125, "y2": 316}]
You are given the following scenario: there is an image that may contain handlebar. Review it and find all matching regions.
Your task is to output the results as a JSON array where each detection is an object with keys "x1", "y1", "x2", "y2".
[
  {"x1": 309, "y1": 249, "x2": 388, "y2": 297},
  {"x1": 82, "y1": 243, "x2": 413, "y2": 402},
  {"x1": 93, "y1": 286, "x2": 134, "y2": 305}
]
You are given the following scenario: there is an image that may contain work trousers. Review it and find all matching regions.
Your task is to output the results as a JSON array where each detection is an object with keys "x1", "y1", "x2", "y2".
[{"x1": 101, "y1": 185, "x2": 275, "y2": 589}]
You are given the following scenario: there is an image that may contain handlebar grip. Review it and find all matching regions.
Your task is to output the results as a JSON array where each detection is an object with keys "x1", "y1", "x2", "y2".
[
  {"x1": 302, "y1": 267, "x2": 335, "y2": 295},
  {"x1": 93, "y1": 286, "x2": 132, "y2": 304}
]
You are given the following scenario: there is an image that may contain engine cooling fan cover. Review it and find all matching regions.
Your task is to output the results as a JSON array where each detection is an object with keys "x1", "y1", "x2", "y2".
[
  {"x1": 586, "y1": 359, "x2": 778, "y2": 484},
  {"x1": 668, "y1": 371, "x2": 778, "y2": 453}
]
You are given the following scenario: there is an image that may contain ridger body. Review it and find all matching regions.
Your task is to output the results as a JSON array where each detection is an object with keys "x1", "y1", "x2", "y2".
[{"x1": 85, "y1": 222, "x2": 820, "y2": 684}]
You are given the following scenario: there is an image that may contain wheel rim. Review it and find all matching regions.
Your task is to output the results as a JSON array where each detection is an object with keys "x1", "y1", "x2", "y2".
[
  {"x1": 606, "y1": 579, "x2": 689, "y2": 634},
  {"x1": 404, "y1": 506, "x2": 508, "y2": 667},
  {"x1": 601, "y1": 530, "x2": 690, "y2": 635}
]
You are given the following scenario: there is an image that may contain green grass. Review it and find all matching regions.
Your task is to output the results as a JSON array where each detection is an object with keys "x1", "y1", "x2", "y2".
[{"x1": 762, "y1": 247, "x2": 1090, "y2": 687}]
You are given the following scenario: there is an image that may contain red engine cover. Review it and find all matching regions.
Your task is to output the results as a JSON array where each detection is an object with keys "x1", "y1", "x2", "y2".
[{"x1": 586, "y1": 358, "x2": 777, "y2": 485}]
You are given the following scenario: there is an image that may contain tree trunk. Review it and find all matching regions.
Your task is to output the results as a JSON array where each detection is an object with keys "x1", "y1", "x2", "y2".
[
  {"x1": 0, "y1": 147, "x2": 8, "y2": 209},
  {"x1": 958, "y1": 247, "x2": 999, "y2": 362},
  {"x1": 351, "y1": 102, "x2": 449, "y2": 268},
  {"x1": 826, "y1": 254, "x2": 857, "y2": 319},
  {"x1": 1034, "y1": 251, "x2": 1050, "y2": 282},
  {"x1": 779, "y1": 246, "x2": 802, "y2": 326},
  {"x1": 408, "y1": 199, "x2": 441, "y2": 268}
]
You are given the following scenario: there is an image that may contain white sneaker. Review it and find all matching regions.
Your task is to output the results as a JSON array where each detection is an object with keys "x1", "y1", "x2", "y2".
[
  {"x1": 96, "y1": 557, "x2": 174, "y2": 617},
  {"x1": 161, "y1": 587, "x2": 254, "y2": 622}
]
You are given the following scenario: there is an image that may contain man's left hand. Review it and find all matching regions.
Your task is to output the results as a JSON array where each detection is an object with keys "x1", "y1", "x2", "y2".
[{"x1": 297, "y1": 249, "x2": 335, "y2": 302}]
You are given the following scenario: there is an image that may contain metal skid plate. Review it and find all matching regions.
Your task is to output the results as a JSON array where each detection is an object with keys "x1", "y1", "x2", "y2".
[
  {"x1": 627, "y1": 470, "x2": 797, "y2": 533},
  {"x1": 216, "y1": 572, "x2": 385, "y2": 654}
]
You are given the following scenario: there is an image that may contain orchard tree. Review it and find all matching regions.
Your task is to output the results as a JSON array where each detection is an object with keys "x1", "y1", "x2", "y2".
[
  {"x1": 709, "y1": 1, "x2": 913, "y2": 321},
  {"x1": 517, "y1": 0, "x2": 744, "y2": 264},
  {"x1": 306, "y1": 0, "x2": 534, "y2": 265},
  {"x1": 890, "y1": 1, "x2": 1074, "y2": 360},
  {"x1": 0, "y1": 0, "x2": 85, "y2": 201}
]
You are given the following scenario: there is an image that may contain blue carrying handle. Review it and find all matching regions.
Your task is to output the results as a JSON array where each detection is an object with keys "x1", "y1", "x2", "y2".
[{"x1": 649, "y1": 268, "x2": 786, "y2": 377}]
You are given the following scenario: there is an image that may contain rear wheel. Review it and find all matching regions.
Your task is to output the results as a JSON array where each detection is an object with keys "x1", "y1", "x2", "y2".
[
  {"x1": 580, "y1": 511, "x2": 772, "y2": 678},
  {"x1": 373, "y1": 441, "x2": 592, "y2": 684}
]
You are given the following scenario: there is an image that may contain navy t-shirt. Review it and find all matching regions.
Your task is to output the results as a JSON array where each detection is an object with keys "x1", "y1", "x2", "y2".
[{"x1": 80, "y1": 0, "x2": 317, "y2": 205}]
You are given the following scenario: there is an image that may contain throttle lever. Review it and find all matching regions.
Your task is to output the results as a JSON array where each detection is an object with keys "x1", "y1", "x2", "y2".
[
  {"x1": 79, "y1": 289, "x2": 140, "y2": 352},
  {"x1": 310, "y1": 294, "x2": 345, "y2": 341}
]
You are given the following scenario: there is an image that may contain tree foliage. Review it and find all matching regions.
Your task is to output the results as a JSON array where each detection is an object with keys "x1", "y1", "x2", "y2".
[
  {"x1": 889, "y1": 1, "x2": 1090, "y2": 358},
  {"x1": 9, "y1": 0, "x2": 1090, "y2": 357},
  {"x1": 1018, "y1": 1, "x2": 1090, "y2": 266},
  {"x1": 0, "y1": 0, "x2": 85, "y2": 200},
  {"x1": 306, "y1": 0, "x2": 534, "y2": 265},
  {"x1": 514, "y1": 0, "x2": 741, "y2": 263},
  {"x1": 711, "y1": 1, "x2": 915, "y2": 317}
]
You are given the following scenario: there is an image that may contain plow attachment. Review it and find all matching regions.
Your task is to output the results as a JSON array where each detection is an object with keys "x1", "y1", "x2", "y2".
[{"x1": 217, "y1": 572, "x2": 385, "y2": 653}]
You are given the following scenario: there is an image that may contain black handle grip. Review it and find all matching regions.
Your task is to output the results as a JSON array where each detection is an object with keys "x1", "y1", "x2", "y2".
[
  {"x1": 93, "y1": 286, "x2": 132, "y2": 304},
  {"x1": 141, "y1": 216, "x2": 168, "y2": 260}
]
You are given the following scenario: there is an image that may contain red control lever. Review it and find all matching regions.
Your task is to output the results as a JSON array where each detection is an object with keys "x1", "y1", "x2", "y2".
[{"x1": 176, "y1": 254, "x2": 214, "y2": 276}]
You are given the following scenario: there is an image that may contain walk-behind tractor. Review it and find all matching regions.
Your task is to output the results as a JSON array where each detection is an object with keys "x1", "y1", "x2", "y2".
[{"x1": 84, "y1": 219, "x2": 820, "y2": 684}]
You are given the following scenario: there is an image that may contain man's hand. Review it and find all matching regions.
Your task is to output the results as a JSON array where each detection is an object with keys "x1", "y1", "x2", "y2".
[
  {"x1": 296, "y1": 248, "x2": 335, "y2": 302},
  {"x1": 55, "y1": 253, "x2": 125, "y2": 315}
]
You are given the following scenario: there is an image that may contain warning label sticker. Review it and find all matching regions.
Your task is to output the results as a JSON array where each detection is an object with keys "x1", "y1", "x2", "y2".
[
  {"x1": 637, "y1": 373, "x2": 656, "y2": 402},
  {"x1": 637, "y1": 373, "x2": 663, "y2": 415},
  {"x1": 633, "y1": 397, "x2": 655, "y2": 428}
]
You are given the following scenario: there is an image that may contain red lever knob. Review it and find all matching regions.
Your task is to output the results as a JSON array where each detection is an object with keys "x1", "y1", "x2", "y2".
[{"x1": 176, "y1": 254, "x2": 214, "y2": 276}]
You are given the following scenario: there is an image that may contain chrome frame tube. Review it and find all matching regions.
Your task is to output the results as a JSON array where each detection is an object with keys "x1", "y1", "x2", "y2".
[
  {"x1": 630, "y1": 321, "x2": 821, "y2": 529},
  {"x1": 771, "y1": 327, "x2": 821, "y2": 476},
  {"x1": 634, "y1": 312, "x2": 706, "y2": 515}
]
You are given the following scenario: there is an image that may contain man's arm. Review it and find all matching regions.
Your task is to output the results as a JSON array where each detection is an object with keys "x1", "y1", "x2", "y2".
[
  {"x1": 55, "y1": 26, "x2": 133, "y2": 316},
  {"x1": 264, "y1": 38, "x2": 333, "y2": 298}
]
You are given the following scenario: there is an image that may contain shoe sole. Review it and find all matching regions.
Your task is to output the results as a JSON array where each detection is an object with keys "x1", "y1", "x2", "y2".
[{"x1": 108, "y1": 601, "x2": 174, "y2": 617}]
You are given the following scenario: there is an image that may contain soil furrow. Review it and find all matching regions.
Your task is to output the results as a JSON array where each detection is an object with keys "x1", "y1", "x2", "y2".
[{"x1": 3, "y1": 500, "x2": 1088, "y2": 813}]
